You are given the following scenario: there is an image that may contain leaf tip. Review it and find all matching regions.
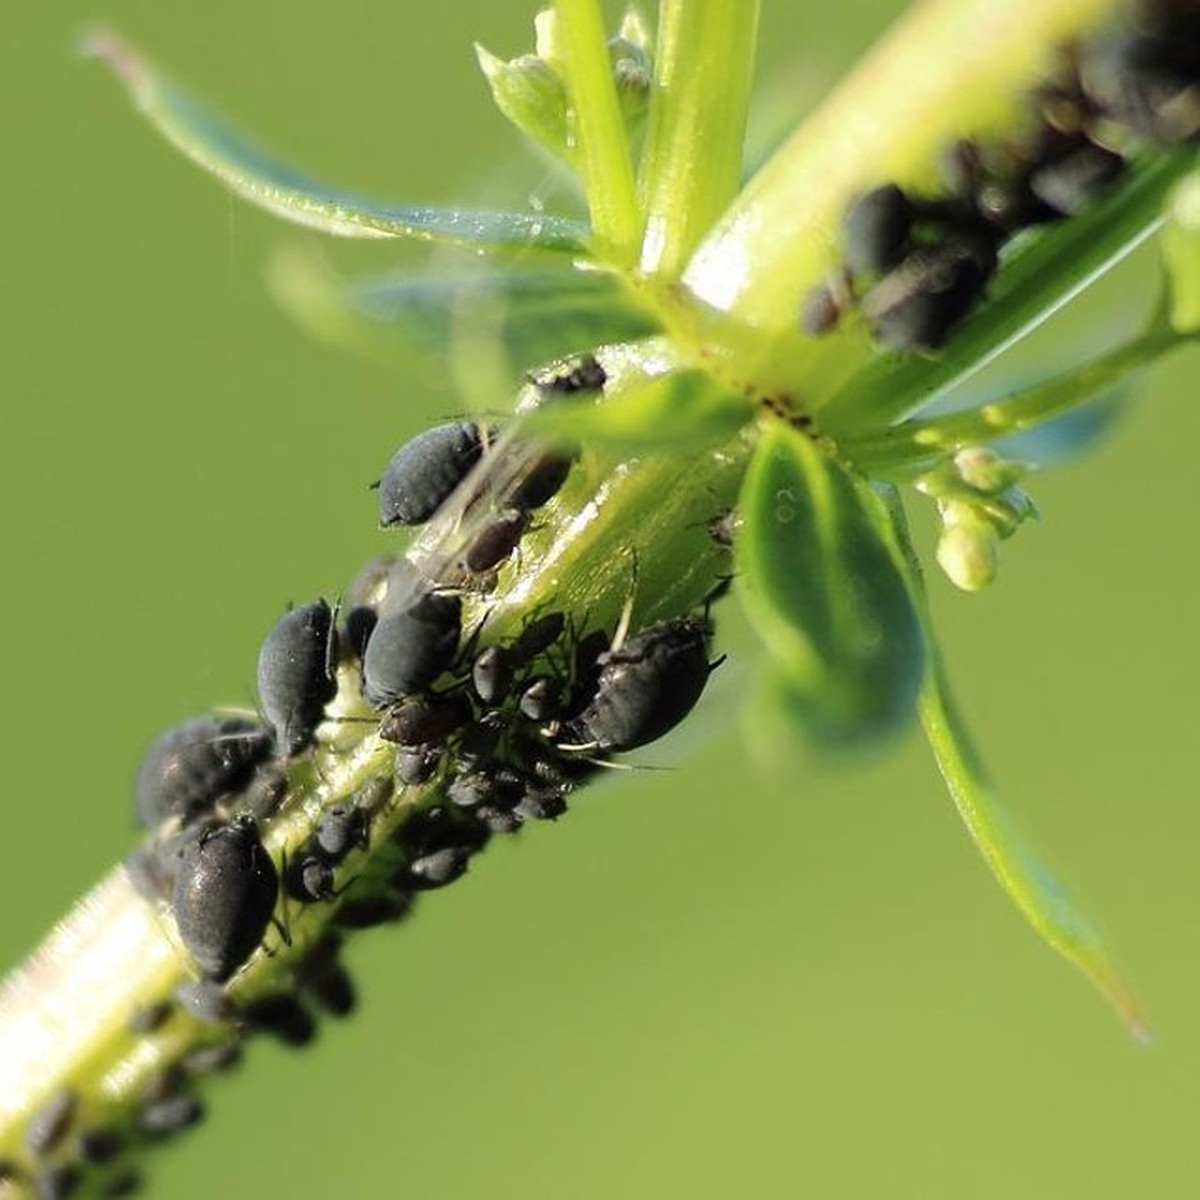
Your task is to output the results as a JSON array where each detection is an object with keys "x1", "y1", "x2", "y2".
[{"x1": 77, "y1": 25, "x2": 145, "y2": 91}]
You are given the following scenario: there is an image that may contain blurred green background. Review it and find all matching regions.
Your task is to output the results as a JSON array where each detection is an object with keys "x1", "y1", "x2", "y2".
[{"x1": 4, "y1": 1, "x2": 1200, "y2": 1195}]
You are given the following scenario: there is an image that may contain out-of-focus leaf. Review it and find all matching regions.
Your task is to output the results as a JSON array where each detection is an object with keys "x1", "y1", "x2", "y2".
[
  {"x1": 1161, "y1": 169, "x2": 1200, "y2": 333},
  {"x1": 85, "y1": 29, "x2": 590, "y2": 253},
  {"x1": 268, "y1": 247, "x2": 658, "y2": 379},
  {"x1": 734, "y1": 423, "x2": 923, "y2": 744}
]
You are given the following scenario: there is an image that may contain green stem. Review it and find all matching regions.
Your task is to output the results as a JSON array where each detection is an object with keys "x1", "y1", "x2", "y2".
[
  {"x1": 638, "y1": 0, "x2": 760, "y2": 280},
  {"x1": 554, "y1": 0, "x2": 642, "y2": 265},
  {"x1": 838, "y1": 327, "x2": 1182, "y2": 477}
]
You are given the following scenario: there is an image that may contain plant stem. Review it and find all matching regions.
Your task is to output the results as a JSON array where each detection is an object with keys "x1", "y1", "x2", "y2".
[
  {"x1": 638, "y1": 0, "x2": 761, "y2": 280},
  {"x1": 0, "y1": 432, "x2": 743, "y2": 1171},
  {"x1": 554, "y1": 0, "x2": 642, "y2": 265}
]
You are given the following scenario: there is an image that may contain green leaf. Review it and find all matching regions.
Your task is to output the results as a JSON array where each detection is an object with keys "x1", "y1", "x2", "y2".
[
  {"x1": 879, "y1": 490, "x2": 1150, "y2": 1041},
  {"x1": 268, "y1": 247, "x2": 658, "y2": 380},
  {"x1": 734, "y1": 423, "x2": 924, "y2": 743},
  {"x1": 84, "y1": 29, "x2": 590, "y2": 254},
  {"x1": 520, "y1": 346, "x2": 752, "y2": 453}
]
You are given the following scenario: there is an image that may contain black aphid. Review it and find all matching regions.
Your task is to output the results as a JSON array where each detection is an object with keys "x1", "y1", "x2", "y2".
[
  {"x1": 528, "y1": 352, "x2": 607, "y2": 394},
  {"x1": 519, "y1": 676, "x2": 561, "y2": 722},
  {"x1": 335, "y1": 893, "x2": 412, "y2": 929},
  {"x1": 378, "y1": 693, "x2": 471, "y2": 747},
  {"x1": 342, "y1": 605, "x2": 378, "y2": 662},
  {"x1": 135, "y1": 715, "x2": 271, "y2": 829},
  {"x1": 800, "y1": 281, "x2": 845, "y2": 337},
  {"x1": 172, "y1": 816, "x2": 279, "y2": 983},
  {"x1": 137, "y1": 1095, "x2": 203, "y2": 1139},
  {"x1": 407, "y1": 847, "x2": 472, "y2": 889},
  {"x1": 284, "y1": 854, "x2": 337, "y2": 903},
  {"x1": 242, "y1": 995, "x2": 316, "y2": 1047},
  {"x1": 33, "y1": 1163, "x2": 79, "y2": 1200},
  {"x1": 507, "y1": 450, "x2": 575, "y2": 510},
  {"x1": 512, "y1": 611, "x2": 567, "y2": 664},
  {"x1": 472, "y1": 645, "x2": 513, "y2": 706},
  {"x1": 315, "y1": 805, "x2": 370, "y2": 861},
  {"x1": 256, "y1": 599, "x2": 337, "y2": 756},
  {"x1": 396, "y1": 745, "x2": 442, "y2": 786},
  {"x1": 353, "y1": 775, "x2": 395, "y2": 817},
  {"x1": 1080, "y1": 25, "x2": 1200, "y2": 143},
  {"x1": 305, "y1": 962, "x2": 357, "y2": 1018},
  {"x1": 77, "y1": 1127, "x2": 123, "y2": 1165},
  {"x1": 101, "y1": 1171, "x2": 141, "y2": 1198},
  {"x1": 127, "y1": 1000, "x2": 172, "y2": 1035},
  {"x1": 232, "y1": 767, "x2": 288, "y2": 823},
  {"x1": 361, "y1": 591, "x2": 462, "y2": 708},
  {"x1": 515, "y1": 785, "x2": 567, "y2": 822},
  {"x1": 861, "y1": 233, "x2": 997, "y2": 351},
  {"x1": 182, "y1": 1040, "x2": 242, "y2": 1076},
  {"x1": 375, "y1": 421, "x2": 486, "y2": 527},
  {"x1": 26, "y1": 1089, "x2": 76, "y2": 1157},
  {"x1": 125, "y1": 848, "x2": 174, "y2": 903},
  {"x1": 1027, "y1": 141, "x2": 1125, "y2": 215},
  {"x1": 575, "y1": 616, "x2": 715, "y2": 751},
  {"x1": 463, "y1": 509, "x2": 528, "y2": 574},
  {"x1": 475, "y1": 805, "x2": 523, "y2": 835},
  {"x1": 446, "y1": 771, "x2": 494, "y2": 809},
  {"x1": 843, "y1": 183, "x2": 913, "y2": 277},
  {"x1": 457, "y1": 715, "x2": 504, "y2": 769}
]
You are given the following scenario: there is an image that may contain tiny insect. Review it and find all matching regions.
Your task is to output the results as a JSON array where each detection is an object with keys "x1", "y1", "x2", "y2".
[
  {"x1": 842, "y1": 183, "x2": 913, "y2": 278},
  {"x1": 374, "y1": 421, "x2": 488, "y2": 527},
  {"x1": 860, "y1": 233, "x2": 997, "y2": 351},
  {"x1": 572, "y1": 616, "x2": 717, "y2": 751},
  {"x1": 135, "y1": 715, "x2": 271, "y2": 829},
  {"x1": 256, "y1": 599, "x2": 338, "y2": 756},
  {"x1": 25, "y1": 1089, "x2": 76, "y2": 1157},
  {"x1": 138, "y1": 1094, "x2": 203, "y2": 1138},
  {"x1": 361, "y1": 590, "x2": 462, "y2": 708},
  {"x1": 172, "y1": 815, "x2": 280, "y2": 983}
]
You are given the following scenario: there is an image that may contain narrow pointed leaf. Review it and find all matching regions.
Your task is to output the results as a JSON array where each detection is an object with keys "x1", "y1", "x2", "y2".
[
  {"x1": 918, "y1": 653, "x2": 1150, "y2": 1041},
  {"x1": 85, "y1": 29, "x2": 590, "y2": 253},
  {"x1": 734, "y1": 423, "x2": 924, "y2": 743},
  {"x1": 268, "y1": 248, "x2": 657, "y2": 378},
  {"x1": 880, "y1": 490, "x2": 1150, "y2": 1040}
]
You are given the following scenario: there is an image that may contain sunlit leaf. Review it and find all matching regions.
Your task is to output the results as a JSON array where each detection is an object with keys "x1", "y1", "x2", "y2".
[
  {"x1": 84, "y1": 29, "x2": 590, "y2": 253},
  {"x1": 734, "y1": 423, "x2": 923, "y2": 743},
  {"x1": 268, "y1": 247, "x2": 657, "y2": 380}
]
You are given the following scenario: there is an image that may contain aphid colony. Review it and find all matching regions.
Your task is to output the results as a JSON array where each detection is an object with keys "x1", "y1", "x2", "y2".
[
  {"x1": 8, "y1": 356, "x2": 721, "y2": 1198},
  {"x1": 804, "y1": 0, "x2": 1200, "y2": 351}
]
